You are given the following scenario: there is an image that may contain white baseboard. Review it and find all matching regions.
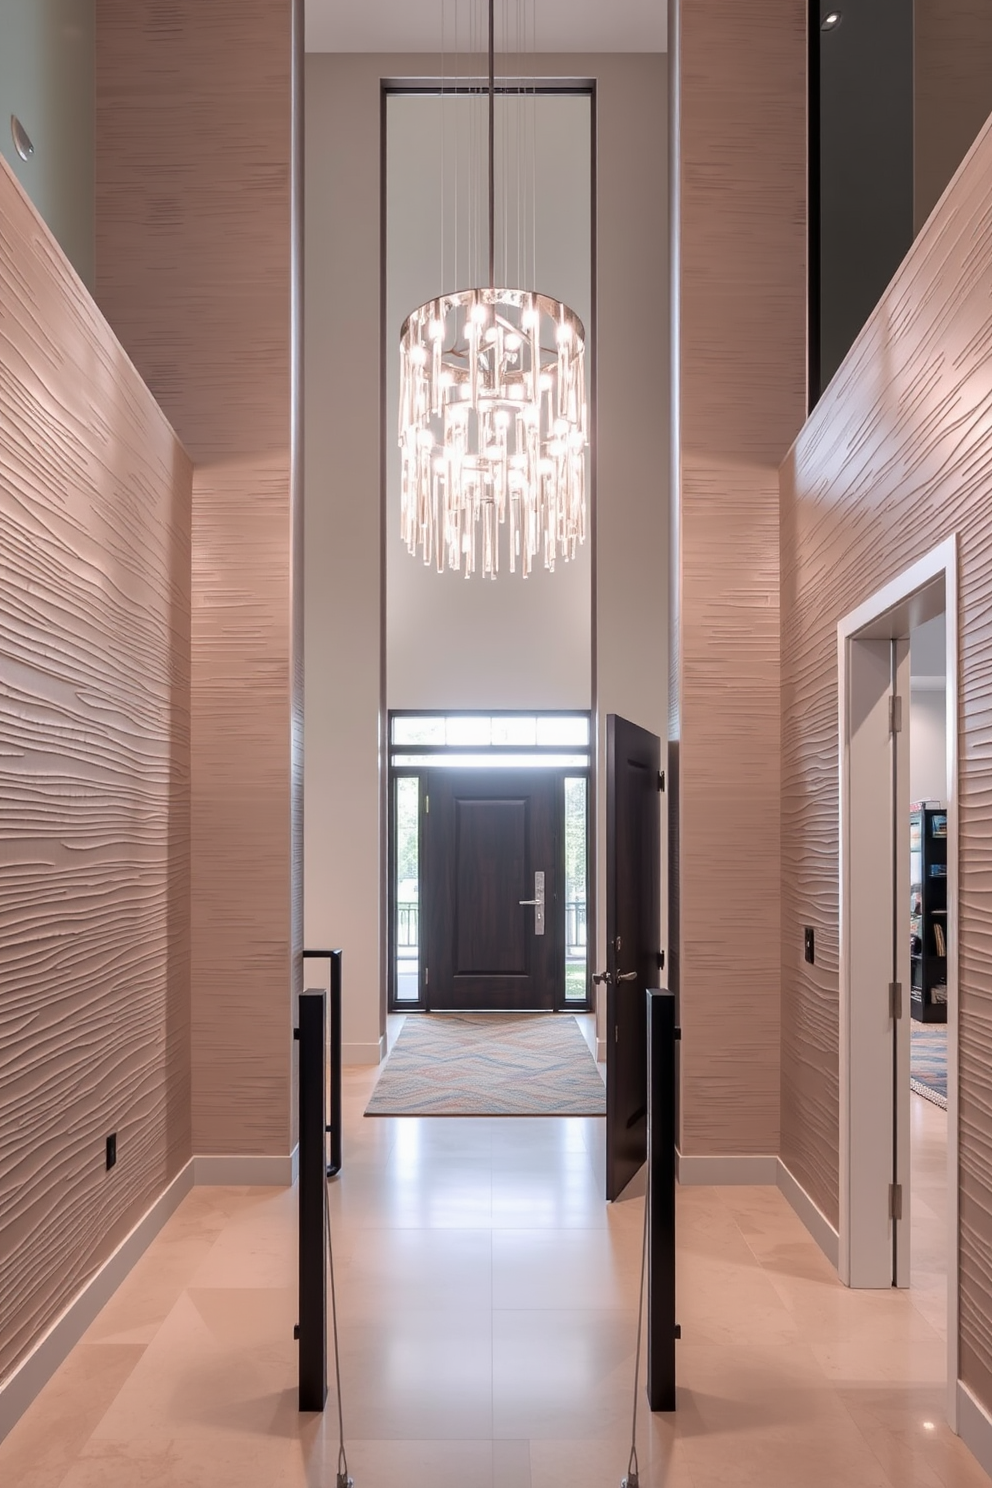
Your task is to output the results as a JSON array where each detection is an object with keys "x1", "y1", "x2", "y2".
[
  {"x1": 677, "y1": 1151, "x2": 779, "y2": 1185},
  {"x1": 776, "y1": 1158, "x2": 839, "y2": 1267},
  {"x1": 958, "y1": 1381, "x2": 992, "y2": 1476},
  {"x1": 343, "y1": 1036, "x2": 386, "y2": 1066},
  {"x1": 0, "y1": 1157, "x2": 194, "y2": 1445},
  {"x1": 193, "y1": 1147, "x2": 298, "y2": 1186}
]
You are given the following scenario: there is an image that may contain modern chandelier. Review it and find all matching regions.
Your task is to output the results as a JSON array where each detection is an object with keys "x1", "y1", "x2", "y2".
[{"x1": 398, "y1": 0, "x2": 588, "y2": 579}]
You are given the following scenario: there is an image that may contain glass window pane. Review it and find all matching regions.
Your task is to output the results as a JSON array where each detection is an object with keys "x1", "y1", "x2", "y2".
[
  {"x1": 492, "y1": 715, "x2": 537, "y2": 746},
  {"x1": 395, "y1": 777, "x2": 420, "y2": 1003},
  {"x1": 564, "y1": 776, "x2": 588, "y2": 1003},
  {"x1": 392, "y1": 752, "x2": 588, "y2": 769},
  {"x1": 392, "y1": 716, "x2": 446, "y2": 745},
  {"x1": 536, "y1": 715, "x2": 590, "y2": 746},
  {"x1": 445, "y1": 715, "x2": 492, "y2": 746}
]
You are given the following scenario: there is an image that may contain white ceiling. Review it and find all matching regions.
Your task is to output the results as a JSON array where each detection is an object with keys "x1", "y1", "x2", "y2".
[{"x1": 305, "y1": 0, "x2": 668, "y2": 54}]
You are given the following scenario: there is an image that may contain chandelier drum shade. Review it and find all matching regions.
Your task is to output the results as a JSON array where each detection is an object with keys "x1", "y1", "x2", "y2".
[
  {"x1": 399, "y1": 286, "x2": 586, "y2": 578},
  {"x1": 397, "y1": 0, "x2": 589, "y2": 580}
]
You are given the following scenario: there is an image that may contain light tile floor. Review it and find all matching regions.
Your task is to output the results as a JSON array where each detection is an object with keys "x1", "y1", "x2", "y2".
[{"x1": 0, "y1": 1062, "x2": 982, "y2": 1487}]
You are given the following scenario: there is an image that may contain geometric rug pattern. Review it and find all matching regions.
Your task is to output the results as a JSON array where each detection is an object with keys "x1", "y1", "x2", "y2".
[
  {"x1": 365, "y1": 1012, "x2": 606, "y2": 1117},
  {"x1": 911, "y1": 1023, "x2": 947, "y2": 1109}
]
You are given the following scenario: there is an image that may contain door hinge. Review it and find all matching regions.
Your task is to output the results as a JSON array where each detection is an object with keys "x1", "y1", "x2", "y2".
[
  {"x1": 615, "y1": 1024, "x2": 619, "y2": 1044},
  {"x1": 889, "y1": 981, "x2": 903, "y2": 1020},
  {"x1": 888, "y1": 695, "x2": 903, "y2": 734},
  {"x1": 424, "y1": 967, "x2": 429, "y2": 986},
  {"x1": 658, "y1": 771, "x2": 666, "y2": 792},
  {"x1": 424, "y1": 794, "x2": 429, "y2": 814},
  {"x1": 889, "y1": 1182, "x2": 903, "y2": 1221},
  {"x1": 657, "y1": 950, "x2": 665, "y2": 971}
]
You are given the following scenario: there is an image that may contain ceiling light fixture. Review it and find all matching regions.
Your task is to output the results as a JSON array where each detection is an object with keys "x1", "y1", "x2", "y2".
[
  {"x1": 398, "y1": 0, "x2": 587, "y2": 579},
  {"x1": 821, "y1": 10, "x2": 842, "y2": 29},
  {"x1": 10, "y1": 115, "x2": 34, "y2": 162}
]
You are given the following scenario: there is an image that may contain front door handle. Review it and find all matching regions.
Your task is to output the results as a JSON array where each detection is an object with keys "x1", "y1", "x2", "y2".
[
  {"x1": 520, "y1": 871, "x2": 545, "y2": 936},
  {"x1": 591, "y1": 969, "x2": 612, "y2": 985},
  {"x1": 616, "y1": 971, "x2": 637, "y2": 982}
]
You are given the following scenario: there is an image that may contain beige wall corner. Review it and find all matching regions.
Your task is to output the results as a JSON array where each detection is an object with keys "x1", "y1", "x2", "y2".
[
  {"x1": 95, "y1": 0, "x2": 304, "y2": 1158},
  {"x1": 670, "y1": 0, "x2": 806, "y2": 1160}
]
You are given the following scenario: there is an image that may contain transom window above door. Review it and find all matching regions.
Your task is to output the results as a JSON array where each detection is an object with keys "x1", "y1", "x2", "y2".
[{"x1": 390, "y1": 711, "x2": 591, "y2": 768}]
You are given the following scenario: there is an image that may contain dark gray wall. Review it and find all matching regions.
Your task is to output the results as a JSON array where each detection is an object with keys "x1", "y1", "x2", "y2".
[{"x1": 814, "y1": 0, "x2": 914, "y2": 398}]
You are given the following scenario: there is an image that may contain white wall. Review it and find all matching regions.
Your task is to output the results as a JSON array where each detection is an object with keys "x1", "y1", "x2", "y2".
[
  {"x1": 386, "y1": 91, "x2": 593, "y2": 710},
  {"x1": 305, "y1": 53, "x2": 669, "y2": 1060},
  {"x1": 0, "y1": 0, "x2": 94, "y2": 289},
  {"x1": 909, "y1": 685, "x2": 947, "y2": 804}
]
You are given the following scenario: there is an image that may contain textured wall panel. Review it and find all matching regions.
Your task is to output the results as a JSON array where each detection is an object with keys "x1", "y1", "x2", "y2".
[
  {"x1": 0, "y1": 157, "x2": 192, "y2": 1386},
  {"x1": 95, "y1": 1, "x2": 303, "y2": 1155},
  {"x1": 915, "y1": 1, "x2": 992, "y2": 232},
  {"x1": 671, "y1": 0, "x2": 806, "y2": 1154},
  {"x1": 781, "y1": 115, "x2": 992, "y2": 1410}
]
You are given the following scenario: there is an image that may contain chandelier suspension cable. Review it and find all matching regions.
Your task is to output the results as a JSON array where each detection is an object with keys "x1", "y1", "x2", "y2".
[
  {"x1": 398, "y1": 0, "x2": 588, "y2": 579},
  {"x1": 488, "y1": 0, "x2": 495, "y2": 288}
]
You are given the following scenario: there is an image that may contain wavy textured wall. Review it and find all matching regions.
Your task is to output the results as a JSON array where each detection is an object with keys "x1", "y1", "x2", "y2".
[
  {"x1": 781, "y1": 115, "x2": 992, "y2": 1409},
  {"x1": 95, "y1": 0, "x2": 303, "y2": 1155},
  {"x1": 915, "y1": 0, "x2": 992, "y2": 232},
  {"x1": 671, "y1": 0, "x2": 806, "y2": 1155},
  {"x1": 0, "y1": 157, "x2": 192, "y2": 1386}
]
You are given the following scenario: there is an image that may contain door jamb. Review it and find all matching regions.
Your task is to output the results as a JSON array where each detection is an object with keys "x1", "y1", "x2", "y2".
[{"x1": 837, "y1": 534, "x2": 959, "y2": 1424}]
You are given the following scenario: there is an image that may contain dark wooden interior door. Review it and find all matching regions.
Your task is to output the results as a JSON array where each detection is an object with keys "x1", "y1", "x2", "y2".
[
  {"x1": 424, "y1": 769, "x2": 561, "y2": 1011},
  {"x1": 605, "y1": 714, "x2": 662, "y2": 1200}
]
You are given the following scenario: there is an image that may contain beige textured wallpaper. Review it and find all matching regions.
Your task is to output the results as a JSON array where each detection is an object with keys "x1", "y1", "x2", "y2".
[
  {"x1": 915, "y1": 0, "x2": 992, "y2": 233},
  {"x1": 670, "y1": 0, "x2": 807, "y2": 1157},
  {"x1": 95, "y1": 0, "x2": 304, "y2": 1156},
  {"x1": 0, "y1": 157, "x2": 192, "y2": 1386},
  {"x1": 781, "y1": 114, "x2": 992, "y2": 1411}
]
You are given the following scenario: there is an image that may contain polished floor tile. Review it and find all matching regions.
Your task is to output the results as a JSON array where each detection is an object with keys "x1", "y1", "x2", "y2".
[{"x1": 0, "y1": 1062, "x2": 975, "y2": 1488}]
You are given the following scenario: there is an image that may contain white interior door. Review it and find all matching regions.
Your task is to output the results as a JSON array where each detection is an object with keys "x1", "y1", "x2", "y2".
[{"x1": 846, "y1": 635, "x2": 910, "y2": 1286}]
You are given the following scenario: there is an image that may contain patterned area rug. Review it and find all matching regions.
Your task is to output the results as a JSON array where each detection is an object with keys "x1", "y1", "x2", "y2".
[
  {"x1": 365, "y1": 1013, "x2": 606, "y2": 1117},
  {"x1": 911, "y1": 1024, "x2": 947, "y2": 1109}
]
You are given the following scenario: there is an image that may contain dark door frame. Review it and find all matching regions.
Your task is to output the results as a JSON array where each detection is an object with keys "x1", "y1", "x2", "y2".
[{"x1": 386, "y1": 710, "x2": 593, "y2": 1014}]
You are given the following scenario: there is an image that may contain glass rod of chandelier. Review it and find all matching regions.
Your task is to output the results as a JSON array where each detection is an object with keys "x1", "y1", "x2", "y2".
[{"x1": 399, "y1": 286, "x2": 588, "y2": 578}]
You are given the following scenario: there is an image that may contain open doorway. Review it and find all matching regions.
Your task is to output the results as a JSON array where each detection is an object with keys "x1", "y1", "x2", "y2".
[{"x1": 838, "y1": 537, "x2": 959, "y2": 1420}]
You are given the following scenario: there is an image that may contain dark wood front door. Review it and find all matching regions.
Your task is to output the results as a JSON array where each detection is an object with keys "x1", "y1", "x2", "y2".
[
  {"x1": 605, "y1": 714, "x2": 662, "y2": 1200},
  {"x1": 424, "y1": 770, "x2": 562, "y2": 1011}
]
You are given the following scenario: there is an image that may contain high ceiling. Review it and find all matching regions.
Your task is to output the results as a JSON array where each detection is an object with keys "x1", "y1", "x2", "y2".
[{"x1": 305, "y1": 0, "x2": 668, "y2": 54}]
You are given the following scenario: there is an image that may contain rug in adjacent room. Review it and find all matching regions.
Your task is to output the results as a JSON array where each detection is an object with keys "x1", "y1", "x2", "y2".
[
  {"x1": 911, "y1": 1023, "x2": 947, "y2": 1109},
  {"x1": 365, "y1": 1012, "x2": 606, "y2": 1117}
]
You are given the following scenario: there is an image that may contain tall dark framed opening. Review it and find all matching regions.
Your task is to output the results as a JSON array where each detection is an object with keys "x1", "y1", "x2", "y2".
[{"x1": 388, "y1": 711, "x2": 593, "y2": 1013}]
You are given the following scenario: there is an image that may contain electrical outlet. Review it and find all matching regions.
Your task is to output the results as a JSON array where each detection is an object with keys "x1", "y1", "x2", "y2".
[
  {"x1": 804, "y1": 927, "x2": 815, "y2": 965},
  {"x1": 106, "y1": 1133, "x2": 117, "y2": 1171}
]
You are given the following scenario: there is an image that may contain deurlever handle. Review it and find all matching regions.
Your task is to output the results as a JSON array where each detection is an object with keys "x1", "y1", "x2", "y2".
[
  {"x1": 616, "y1": 971, "x2": 637, "y2": 982},
  {"x1": 591, "y1": 970, "x2": 612, "y2": 985},
  {"x1": 519, "y1": 899, "x2": 540, "y2": 906}
]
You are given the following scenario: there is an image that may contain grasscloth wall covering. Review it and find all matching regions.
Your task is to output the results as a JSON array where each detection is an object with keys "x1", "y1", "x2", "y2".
[
  {"x1": 0, "y1": 158, "x2": 192, "y2": 1385},
  {"x1": 96, "y1": 1, "x2": 303, "y2": 1156},
  {"x1": 781, "y1": 116, "x2": 992, "y2": 1411},
  {"x1": 670, "y1": 0, "x2": 806, "y2": 1156},
  {"x1": 915, "y1": 1, "x2": 992, "y2": 233}
]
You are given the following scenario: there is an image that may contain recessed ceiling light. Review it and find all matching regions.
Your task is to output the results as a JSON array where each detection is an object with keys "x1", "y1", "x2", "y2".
[
  {"x1": 11, "y1": 115, "x2": 34, "y2": 162},
  {"x1": 821, "y1": 10, "x2": 842, "y2": 29}
]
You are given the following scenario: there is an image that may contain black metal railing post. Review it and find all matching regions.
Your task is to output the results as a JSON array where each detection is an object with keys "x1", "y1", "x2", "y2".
[
  {"x1": 303, "y1": 948, "x2": 343, "y2": 1177},
  {"x1": 647, "y1": 988, "x2": 678, "y2": 1411},
  {"x1": 297, "y1": 991, "x2": 327, "y2": 1412}
]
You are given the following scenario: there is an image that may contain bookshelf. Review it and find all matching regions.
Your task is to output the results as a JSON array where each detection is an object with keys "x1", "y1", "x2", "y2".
[{"x1": 910, "y1": 803, "x2": 947, "y2": 1023}]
